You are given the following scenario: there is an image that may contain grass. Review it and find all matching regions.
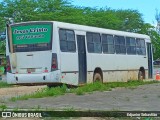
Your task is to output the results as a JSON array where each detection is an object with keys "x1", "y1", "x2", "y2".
[
  {"x1": 0, "y1": 81, "x2": 12, "y2": 88},
  {"x1": 125, "y1": 97, "x2": 130, "y2": 101},
  {"x1": 63, "y1": 107, "x2": 75, "y2": 111},
  {"x1": 71, "y1": 81, "x2": 112, "y2": 95},
  {"x1": 10, "y1": 84, "x2": 68, "y2": 101},
  {"x1": 143, "y1": 95, "x2": 148, "y2": 98},
  {"x1": 0, "y1": 104, "x2": 7, "y2": 110},
  {"x1": 10, "y1": 80, "x2": 159, "y2": 101}
]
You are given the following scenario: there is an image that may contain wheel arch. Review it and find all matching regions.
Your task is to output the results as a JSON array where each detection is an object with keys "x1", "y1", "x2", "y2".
[
  {"x1": 138, "y1": 66, "x2": 145, "y2": 79},
  {"x1": 93, "y1": 67, "x2": 103, "y2": 81}
]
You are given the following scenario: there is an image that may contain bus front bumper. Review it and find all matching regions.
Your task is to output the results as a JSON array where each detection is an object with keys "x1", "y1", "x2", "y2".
[{"x1": 6, "y1": 71, "x2": 61, "y2": 85}]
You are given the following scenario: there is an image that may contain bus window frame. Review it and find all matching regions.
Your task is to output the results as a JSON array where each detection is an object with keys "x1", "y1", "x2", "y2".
[
  {"x1": 86, "y1": 32, "x2": 102, "y2": 54},
  {"x1": 59, "y1": 28, "x2": 76, "y2": 53},
  {"x1": 114, "y1": 35, "x2": 126, "y2": 54},
  {"x1": 126, "y1": 37, "x2": 136, "y2": 55},
  {"x1": 102, "y1": 34, "x2": 115, "y2": 54},
  {"x1": 136, "y1": 38, "x2": 146, "y2": 55}
]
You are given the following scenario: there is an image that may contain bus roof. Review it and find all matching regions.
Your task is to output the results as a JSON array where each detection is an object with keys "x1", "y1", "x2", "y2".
[
  {"x1": 10, "y1": 21, "x2": 150, "y2": 40},
  {"x1": 55, "y1": 21, "x2": 150, "y2": 39}
]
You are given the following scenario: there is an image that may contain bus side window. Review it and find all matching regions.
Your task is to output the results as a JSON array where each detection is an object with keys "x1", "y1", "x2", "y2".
[
  {"x1": 59, "y1": 29, "x2": 76, "y2": 52},
  {"x1": 86, "y1": 32, "x2": 102, "y2": 53},
  {"x1": 115, "y1": 36, "x2": 126, "y2": 54},
  {"x1": 102, "y1": 34, "x2": 115, "y2": 54},
  {"x1": 126, "y1": 37, "x2": 136, "y2": 55},
  {"x1": 136, "y1": 38, "x2": 146, "y2": 55}
]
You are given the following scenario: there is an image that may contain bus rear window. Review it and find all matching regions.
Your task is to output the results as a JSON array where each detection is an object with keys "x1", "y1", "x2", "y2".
[
  {"x1": 13, "y1": 43, "x2": 51, "y2": 52},
  {"x1": 10, "y1": 23, "x2": 52, "y2": 52}
]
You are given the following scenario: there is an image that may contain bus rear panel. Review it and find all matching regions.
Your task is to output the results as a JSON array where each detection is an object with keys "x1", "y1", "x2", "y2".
[{"x1": 6, "y1": 22, "x2": 61, "y2": 85}]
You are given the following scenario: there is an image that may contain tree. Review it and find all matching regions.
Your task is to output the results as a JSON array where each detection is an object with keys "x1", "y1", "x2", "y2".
[
  {"x1": 0, "y1": 40, "x2": 6, "y2": 54},
  {"x1": 115, "y1": 9, "x2": 144, "y2": 32},
  {"x1": 149, "y1": 30, "x2": 160, "y2": 60},
  {"x1": 0, "y1": 0, "x2": 159, "y2": 59},
  {"x1": 0, "y1": 0, "x2": 147, "y2": 32},
  {"x1": 155, "y1": 9, "x2": 160, "y2": 34}
]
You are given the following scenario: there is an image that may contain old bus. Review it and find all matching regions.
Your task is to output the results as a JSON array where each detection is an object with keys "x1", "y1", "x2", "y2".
[{"x1": 6, "y1": 21, "x2": 153, "y2": 85}]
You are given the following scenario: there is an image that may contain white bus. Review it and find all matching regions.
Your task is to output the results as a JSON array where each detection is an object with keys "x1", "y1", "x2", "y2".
[{"x1": 6, "y1": 21, "x2": 153, "y2": 86}]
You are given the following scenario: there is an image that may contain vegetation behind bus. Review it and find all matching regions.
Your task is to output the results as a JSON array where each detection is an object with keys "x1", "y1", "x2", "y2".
[
  {"x1": 10, "y1": 80, "x2": 158, "y2": 101},
  {"x1": 0, "y1": 0, "x2": 160, "y2": 59},
  {"x1": 0, "y1": 40, "x2": 6, "y2": 76},
  {"x1": 0, "y1": 81, "x2": 12, "y2": 88}
]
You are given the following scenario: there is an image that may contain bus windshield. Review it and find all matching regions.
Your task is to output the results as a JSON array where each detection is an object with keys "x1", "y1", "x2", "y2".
[{"x1": 9, "y1": 22, "x2": 52, "y2": 52}]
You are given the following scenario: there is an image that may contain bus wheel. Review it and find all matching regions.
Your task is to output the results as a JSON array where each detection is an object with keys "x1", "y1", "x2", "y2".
[
  {"x1": 47, "y1": 85, "x2": 57, "y2": 88},
  {"x1": 138, "y1": 71, "x2": 144, "y2": 80},
  {"x1": 47, "y1": 83, "x2": 62, "y2": 88},
  {"x1": 93, "y1": 73, "x2": 102, "y2": 83}
]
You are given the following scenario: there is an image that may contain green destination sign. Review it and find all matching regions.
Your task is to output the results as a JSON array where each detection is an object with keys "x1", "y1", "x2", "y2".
[{"x1": 11, "y1": 24, "x2": 52, "y2": 45}]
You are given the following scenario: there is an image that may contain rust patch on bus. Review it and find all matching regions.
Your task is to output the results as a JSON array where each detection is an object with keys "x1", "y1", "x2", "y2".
[{"x1": 127, "y1": 71, "x2": 138, "y2": 80}]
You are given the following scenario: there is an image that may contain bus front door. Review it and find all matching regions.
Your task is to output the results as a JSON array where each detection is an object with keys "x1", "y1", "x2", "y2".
[
  {"x1": 147, "y1": 43, "x2": 153, "y2": 78},
  {"x1": 77, "y1": 35, "x2": 87, "y2": 84}
]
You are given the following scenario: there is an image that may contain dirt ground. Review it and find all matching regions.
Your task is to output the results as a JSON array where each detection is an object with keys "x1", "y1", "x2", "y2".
[
  {"x1": 1, "y1": 83, "x2": 160, "y2": 119},
  {"x1": 0, "y1": 82, "x2": 160, "y2": 111},
  {"x1": 0, "y1": 85, "x2": 46, "y2": 99}
]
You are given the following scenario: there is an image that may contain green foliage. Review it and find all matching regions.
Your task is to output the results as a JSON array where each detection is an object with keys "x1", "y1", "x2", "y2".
[
  {"x1": 10, "y1": 80, "x2": 158, "y2": 101},
  {"x1": 0, "y1": 0, "x2": 147, "y2": 31},
  {"x1": 0, "y1": 40, "x2": 6, "y2": 53},
  {"x1": 0, "y1": 81, "x2": 12, "y2": 88},
  {"x1": 0, "y1": 0, "x2": 160, "y2": 58},
  {"x1": 138, "y1": 23, "x2": 160, "y2": 60},
  {"x1": 10, "y1": 84, "x2": 68, "y2": 101},
  {"x1": 143, "y1": 95, "x2": 148, "y2": 98},
  {"x1": 0, "y1": 104, "x2": 7, "y2": 110},
  {"x1": 71, "y1": 81, "x2": 111, "y2": 95},
  {"x1": 148, "y1": 30, "x2": 160, "y2": 60}
]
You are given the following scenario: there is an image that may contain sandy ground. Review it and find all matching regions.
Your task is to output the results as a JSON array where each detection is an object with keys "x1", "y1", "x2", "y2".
[
  {"x1": 0, "y1": 83, "x2": 160, "y2": 111},
  {"x1": 0, "y1": 85, "x2": 46, "y2": 100},
  {"x1": 1, "y1": 83, "x2": 160, "y2": 120}
]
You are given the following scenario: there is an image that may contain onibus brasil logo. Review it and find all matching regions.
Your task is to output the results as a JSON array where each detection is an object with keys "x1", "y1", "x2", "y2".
[{"x1": 1, "y1": 111, "x2": 42, "y2": 118}]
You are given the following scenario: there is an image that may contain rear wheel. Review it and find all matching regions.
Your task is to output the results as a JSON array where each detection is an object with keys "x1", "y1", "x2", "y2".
[
  {"x1": 138, "y1": 71, "x2": 144, "y2": 80},
  {"x1": 47, "y1": 83, "x2": 62, "y2": 88},
  {"x1": 93, "y1": 73, "x2": 103, "y2": 82}
]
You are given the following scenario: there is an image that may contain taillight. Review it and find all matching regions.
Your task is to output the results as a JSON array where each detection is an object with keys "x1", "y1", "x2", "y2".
[
  {"x1": 51, "y1": 53, "x2": 58, "y2": 71},
  {"x1": 6, "y1": 56, "x2": 11, "y2": 73}
]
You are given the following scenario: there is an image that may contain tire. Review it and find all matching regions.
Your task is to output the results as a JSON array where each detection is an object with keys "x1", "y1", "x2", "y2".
[
  {"x1": 93, "y1": 73, "x2": 103, "y2": 82},
  {"x1": 138, "y1": 71, "x2": 144, "y2": 80},
  {"x1": 47, "y1": 83, "x2": 62, "y2": 88},
  {"x1": 47, "y1": 85, "x2": 58, "y2": 88}
]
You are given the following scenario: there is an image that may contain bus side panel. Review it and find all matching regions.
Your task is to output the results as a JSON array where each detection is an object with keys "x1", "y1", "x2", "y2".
[
  {"x1": 85, "y1": 53, "x2": 93, "y2": 84},
  {"x1": 91, "y1": 54, "x2": 129, "y2": 82},
  {"x1": 60, "y1": 52, "x2": 78, "y2": 85},
  {"x1": 51, "y1": 25, "x2": 80, "y2": 86},
  {"x1": 90, "y1": 54, "x2": 148, "y2": 82}
]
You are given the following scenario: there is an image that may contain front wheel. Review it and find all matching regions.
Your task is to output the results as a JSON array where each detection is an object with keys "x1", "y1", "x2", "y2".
[{"x1": 93, "y1": 73, "x2": 103, "y2": 83}]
